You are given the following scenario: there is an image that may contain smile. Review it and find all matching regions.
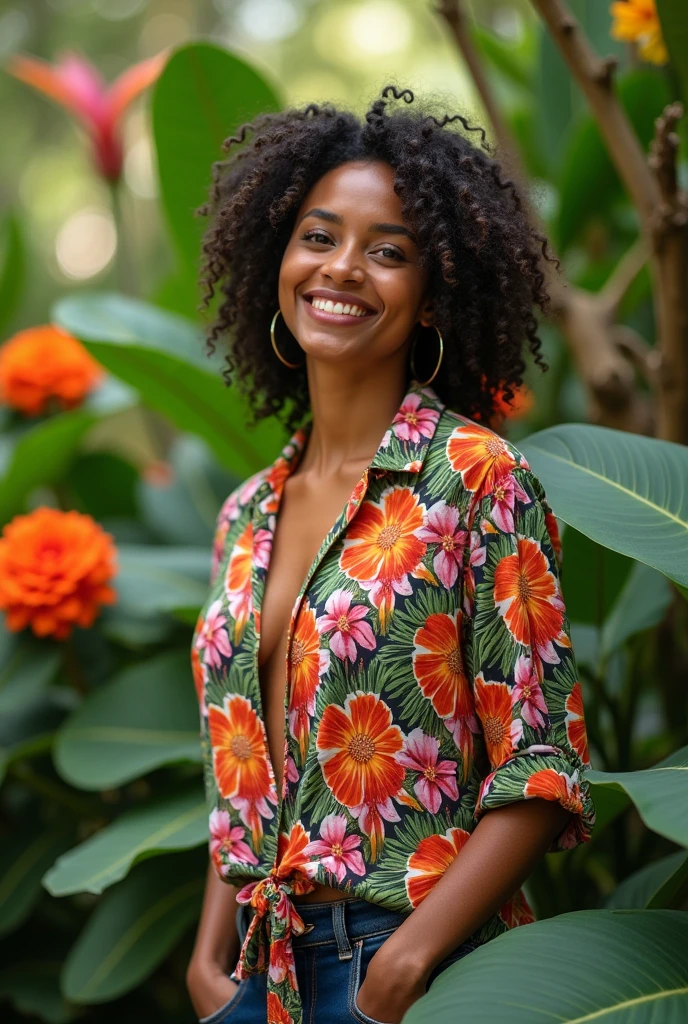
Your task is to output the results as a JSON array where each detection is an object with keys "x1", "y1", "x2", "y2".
[{"x1": 301, "y1": 292, "x2": 378, "y2": 325}]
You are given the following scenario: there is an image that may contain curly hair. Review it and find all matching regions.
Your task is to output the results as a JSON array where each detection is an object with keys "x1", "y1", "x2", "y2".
[{"x1": 196, "y1": 84, "x2": 556, "y2": 432}]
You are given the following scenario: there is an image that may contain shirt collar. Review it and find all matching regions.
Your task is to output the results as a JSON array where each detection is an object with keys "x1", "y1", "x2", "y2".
[{"x1": 257, "y1": 380, "x2": 446, "y2": 506}]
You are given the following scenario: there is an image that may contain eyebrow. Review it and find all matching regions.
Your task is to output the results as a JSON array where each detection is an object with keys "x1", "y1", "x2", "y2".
[{"x1": 298, "y1": 207, "x2": 417, "y2": 243}]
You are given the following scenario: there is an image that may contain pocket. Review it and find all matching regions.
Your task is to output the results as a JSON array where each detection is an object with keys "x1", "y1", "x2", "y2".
[
  {"x1": 198, "y1": 981, "x2": 246, "y2": 1024},
  {"x1": 347, "y1": 936, "x2": 397, "y2": 1024}
]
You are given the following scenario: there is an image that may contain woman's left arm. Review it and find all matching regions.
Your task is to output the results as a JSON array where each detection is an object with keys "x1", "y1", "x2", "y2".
[{"x1": 356, "y1": 797, "x2": 571, "y2": 1022}]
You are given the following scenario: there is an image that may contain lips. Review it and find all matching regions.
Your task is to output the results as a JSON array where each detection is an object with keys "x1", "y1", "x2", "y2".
[{"x1": 302, "y1": 289, "x2": 378, "y2": 314}]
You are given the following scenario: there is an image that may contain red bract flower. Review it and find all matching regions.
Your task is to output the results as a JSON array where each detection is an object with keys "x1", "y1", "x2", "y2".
[
  {"x1": 6, "y1": 49, "x2": 167, "y2": 181},
  {"x1": 0, "y1": 325, "x2": 104, "y2": 417},
  {"x1": 0, "y1": 507, "x2": 118, "y2": 640}
]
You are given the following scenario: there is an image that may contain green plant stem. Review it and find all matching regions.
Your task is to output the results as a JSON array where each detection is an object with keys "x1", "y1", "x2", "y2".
[{"x1": 108, "y1": 179, "x2": 137, "y2": 296}]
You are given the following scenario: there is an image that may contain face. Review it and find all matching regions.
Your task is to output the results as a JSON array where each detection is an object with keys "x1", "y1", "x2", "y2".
[{"x1": 278, "y1": 160, "x2": 431, "y2": 371}]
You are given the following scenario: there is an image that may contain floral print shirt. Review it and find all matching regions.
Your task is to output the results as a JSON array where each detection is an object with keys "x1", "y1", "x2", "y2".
[{"x1": 191, "y1": 380, "x2": 595, "y2": 1024}]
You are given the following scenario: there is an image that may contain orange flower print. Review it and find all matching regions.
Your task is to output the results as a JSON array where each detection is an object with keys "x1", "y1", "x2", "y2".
[
  {"x1": 288, "y1": 604, "x2": 330, "y2": 761},
  {"x1": 340, "y1": 486, "x2": 426, "y2": 631},
  {"x1": 224, "y1": 522, "x2": 254, "y2": 643},
  {"x1": 345, "y1": 472, "x2": 369, "y2": 523},
  {"x1": 0, "y1": 324, "x2": 104, "y2": 416},
  {"x1": 446, "y1": 424, "x2": 520, "y2": 498},
  {"x1": 474, "y1": 675, "x2": 523, "y2": 769},
  {"x1": 493, "y1": 537, "x2": 566, "y2": 664},
  {"x1": 413, "y1": 612, "x2": 477, "y2": 764},
  {"x1": 405, "y1": 827, "x2": 470, "y2": 908},
  {"x1": 544, "y1": 510, "x2": 563, "y2": 566},
  {"x1": 317, "y1": 692, "x2": 405, "y2": 859},
  {"x1": 0, "y1": 507, "x2": 117, "y2": 640},
  {"x1": 275, "y1": 821, "x2": 318, "y2": 884},
  {"x1": 498, "y1": 888, "x2": 535, "y2": 928},
  {"x1": 524, "y1": 767, "x2": 585, "y2": 849},
  {"x1": 190, "y1": 626, "x2": 207, "y2": 715},
  {"x1": 565, "y1": 681, "x2": 590, "y2": 765},
  {"x1": 267, "y1": 992, "x2": 293, "y2": 1024},
  {"x1": 208, "y1": 694, "x2": 277, "y2": 847}
]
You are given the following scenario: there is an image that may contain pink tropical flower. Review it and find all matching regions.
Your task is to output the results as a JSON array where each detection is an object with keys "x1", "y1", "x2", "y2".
[
  {"x1": 303, "y1": 813, "x2": 366, "y2": 883},
  {"x1": 490, "y1": 473, "x2": 530, "y2": 533},
  {"x1": 316, "y1": 588, "x2": 376, "y2": 662},
  {"x1": 512, "y1": 655, "x2": 549, "y2": 729},
  {"x1": 209, "y1": 809, "x2": 258, "y2": 875},
  {"x1": 392, "y1": 393, "x2": 440, "y2": 443},
  {"x1": 253, "y1": 526, "x2": 273, "y2": 570},
  {"x1": 396, "y1": 728, "x2": 459, "y2": 813},
  {"x1": 6, "y1": 49, "x2": 167, "y2": 182},
  {"x1": 195, "y1": 599, "x2": 232, "y2": 668},
  {"x1": 417, "y1": 501, "x2": 467, "y2": 588}
]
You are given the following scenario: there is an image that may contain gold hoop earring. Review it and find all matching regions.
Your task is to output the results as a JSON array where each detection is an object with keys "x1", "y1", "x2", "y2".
[
  {"x1": 270, "y1": 309, "x2": 304, "y2": 369},
  {"x1": 410, "y1": 324, "x2": 444, "y2": 387}
]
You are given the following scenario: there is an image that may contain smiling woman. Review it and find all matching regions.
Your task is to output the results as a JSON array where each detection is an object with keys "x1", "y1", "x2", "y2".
[{"x1": 186, "y1": 85, "x2": 594, "y2": 1024}]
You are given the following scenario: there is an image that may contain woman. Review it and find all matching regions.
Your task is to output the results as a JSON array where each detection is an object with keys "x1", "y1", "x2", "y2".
[{"x1": 187, "y1": 85, "x2": 595, "y2": 1024}]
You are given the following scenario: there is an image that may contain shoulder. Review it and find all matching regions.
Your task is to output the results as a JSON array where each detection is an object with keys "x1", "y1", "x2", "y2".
[{"x1": 214, "y1": 467, "x2": 270, "y2": 533}]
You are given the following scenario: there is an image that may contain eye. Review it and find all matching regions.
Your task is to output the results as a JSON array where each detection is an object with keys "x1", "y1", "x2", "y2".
[
  {"x1": 302, "y1": 229, "x2": 332, "y2": 245},
  {"x1": 375, "y1": 246, "x2": 406, "y2": 262}
]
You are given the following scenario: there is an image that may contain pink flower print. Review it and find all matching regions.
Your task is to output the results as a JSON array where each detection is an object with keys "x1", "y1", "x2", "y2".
[
  {"x1": 463, "y1": 528, "x2": 488, "y2": 614},
  {"x1": 253, "y1": 526, "x2": 273, "y2": 570},
  {"x1": 209, "y1": 809, "x2": 258, "y2": 875},
  {"x1": 396, "y1": 728, "x2": 459, "y2": 813},
  {"x1": 513, "y1": 655, "x2": 549, "y2": 729},
  {"x1": 392, "y1": 393, "x2": 440, "y2": 444},
  {"x1": 316, "y1": 588, "x2": 376, "y2": 662},
  {"x1": 195, "y1": 599, "x2": 232, "y2": 668},
  {"x1": 490, "y1": 473, "x2": 530, "y2": 533},
  {"x1": 304, "y1": 813, "x2": 366, "y2": 883},
  {"x1": 417, "y1": 501, "x2": 467, "y2": 589}
]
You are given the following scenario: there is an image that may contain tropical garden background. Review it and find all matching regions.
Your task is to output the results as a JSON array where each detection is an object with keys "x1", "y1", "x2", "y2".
[{"x1": 1, "y1": 0, "x2": 687, "y2": 1021}]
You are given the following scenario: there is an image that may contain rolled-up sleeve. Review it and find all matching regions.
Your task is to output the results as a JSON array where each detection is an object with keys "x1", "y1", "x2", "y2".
[{"x1": 462, "y1": 464, "x2": 596, "y2": 853}]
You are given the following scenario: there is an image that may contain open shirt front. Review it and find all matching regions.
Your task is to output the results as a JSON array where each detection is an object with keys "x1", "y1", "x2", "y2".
[{"x1": 191, "y1": 380, "x2": 596, "y2": 1024}]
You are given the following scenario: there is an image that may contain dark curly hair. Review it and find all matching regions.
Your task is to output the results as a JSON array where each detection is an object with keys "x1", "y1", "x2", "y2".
[{"x1": 196, "y1": 85, "x2": 556, "y2": 432}]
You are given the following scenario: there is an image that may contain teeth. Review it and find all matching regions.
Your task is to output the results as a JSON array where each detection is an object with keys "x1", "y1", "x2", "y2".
[{"x1": 310, "y1": 297, "x2": 369, "y2": 316}]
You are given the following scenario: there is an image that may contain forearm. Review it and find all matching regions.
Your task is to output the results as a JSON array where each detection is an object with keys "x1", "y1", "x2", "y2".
[
  {"x1": 188, "y1": 860, "x2": 242, "y2": 976},
  {"x1": 380, "y1": 798, "x2": 571, "y2": 981}
]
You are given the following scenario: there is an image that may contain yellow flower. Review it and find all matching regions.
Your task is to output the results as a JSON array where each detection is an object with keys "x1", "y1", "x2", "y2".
[{"x1": 610, "y1": 0, "x2": 668, "y2": 66}]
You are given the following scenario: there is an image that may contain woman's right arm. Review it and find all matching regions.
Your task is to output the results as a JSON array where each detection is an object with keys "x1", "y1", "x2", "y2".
[{"x1": 186, "y1": 860, "x2": 242, "y2": 1018}]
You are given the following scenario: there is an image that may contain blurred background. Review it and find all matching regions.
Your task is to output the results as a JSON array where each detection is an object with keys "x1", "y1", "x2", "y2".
[{"x1": 1, "y1": 1, "x2": 687, "y2": 1022}]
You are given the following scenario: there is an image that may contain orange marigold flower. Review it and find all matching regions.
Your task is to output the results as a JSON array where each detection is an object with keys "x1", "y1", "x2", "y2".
[
  {"x1": 474, "y1": 674, "x2": 522, "y2": 769},
  {"x1": 0, "y1": 507, "x2": 117, "y2": 640},
  {"x1": 446, "y1": 424, "x2": 519, "y2": 498},
  {"x1": 610, "y1": 0, "x2": 668, "y2": 66},
  {"x1": 0, "y1": 325, "x2": 104, "y2": 417},
  {"x1": 565, "y1": 681, "x2": 591, "y2": 765},
  {"x1": 405, "y1": 827, "x2": 470, "y2": 908},
  {"x1": 493, "y1": 536, "x2": 565, "y2": 662}
]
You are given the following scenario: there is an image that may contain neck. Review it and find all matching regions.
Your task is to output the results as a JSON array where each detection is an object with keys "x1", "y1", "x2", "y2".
[{"x1": 299, "y1": 358, "x2": 410, "y2": 476}]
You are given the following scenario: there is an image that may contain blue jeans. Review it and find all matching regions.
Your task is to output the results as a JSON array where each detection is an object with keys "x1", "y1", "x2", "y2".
[{"x1": 198, "y1": 896, "x2": 479, "y2": 1024}]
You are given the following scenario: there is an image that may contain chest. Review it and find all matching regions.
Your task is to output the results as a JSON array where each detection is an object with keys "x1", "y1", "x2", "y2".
[{"x1": 258, "y1": 471, "x2": 365, "y2": 669}]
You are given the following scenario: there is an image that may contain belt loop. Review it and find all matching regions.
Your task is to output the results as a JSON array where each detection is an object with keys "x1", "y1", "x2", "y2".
[{"x1": 332, "y1": 901, "x2": 352, "y2": 961}]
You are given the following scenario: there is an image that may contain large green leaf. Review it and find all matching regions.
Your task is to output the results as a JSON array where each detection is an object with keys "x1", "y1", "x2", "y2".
[
  {"x1": 61, "y1": 851, "x2": 204, "y2": 1003},
  {"x1": 152, "y1": 42, "x2": 281, "y2": 270},
  {"x1": 113, "y1": 545, "x2": 211, "y2": 614},
  {"x1": 0, "y1": 633, "x2": 61, "y2": 717},
  {"x1": 518, "y1": 424, "x2": 688, "y2": 587},
  {"x1": 600, "y1": 560, "x2": 672, "y2": 659},
  {"x1": 53, "y1": 292, "x2": 286, "y2": 477},
  {"x1": 0, "y1": 376, "x2": 134, "y2": 525},
  {"x1": 605, "y1": 851, "x2": 688, "y2": 909},
  {"x1": 54, "y1": 649, "x2": 201, "y2": 790},
  {"x1": 0, "y1": 827, "x2": 72, "y2": 936},
  {"x1": 0, "y1": 210, "x2": 25, "y2": 336},
  {"x1": 44, "y1": 786, "x2": 207, "y2": 896},
  {"x1": 0, "y1": 961, "x2": 77, "y2": 1024},
  {"x1": 587, "y1": 745, "x2": 688, "y2": 847},
  {"x1": 406, "y1": 910, "x2": 688, "y2": 1023}
]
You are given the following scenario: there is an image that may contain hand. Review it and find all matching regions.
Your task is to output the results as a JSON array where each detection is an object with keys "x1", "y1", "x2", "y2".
[
  {"x1": 186, "y1": 958, "x2": 240, "y2": 1020},
  {"x1": 355, "y1": 946, "x2": 427, "y2": 1024}
]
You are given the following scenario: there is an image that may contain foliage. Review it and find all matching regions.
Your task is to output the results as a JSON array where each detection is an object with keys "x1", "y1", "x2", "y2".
[{"x1": 0, "y1": 6, "x2": 687, "y2": 1023}]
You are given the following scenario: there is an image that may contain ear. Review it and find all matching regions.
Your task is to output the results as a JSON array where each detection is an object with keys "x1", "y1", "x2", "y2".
[{"x1": 418, "y1": 300, "x2": 434, "y2": 328}]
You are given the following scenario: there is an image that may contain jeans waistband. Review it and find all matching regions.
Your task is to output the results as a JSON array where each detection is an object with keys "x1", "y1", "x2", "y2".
[{"x1": 236, "y1": 897, "x2": 408, "y2": 962}]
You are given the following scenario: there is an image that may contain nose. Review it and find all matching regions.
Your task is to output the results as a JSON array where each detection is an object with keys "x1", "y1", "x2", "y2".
[{"x1": 319, "y1": 238, "x2": 365, "y2": 284}]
